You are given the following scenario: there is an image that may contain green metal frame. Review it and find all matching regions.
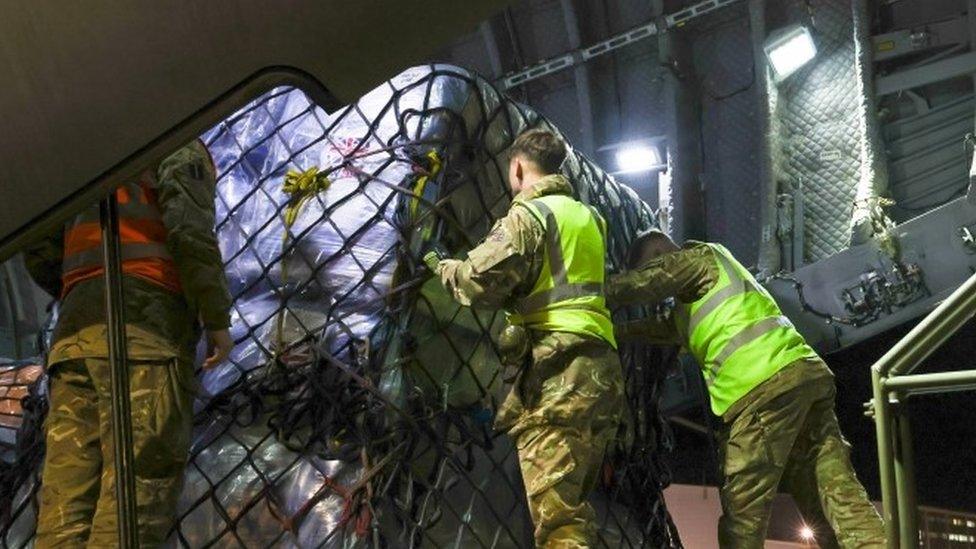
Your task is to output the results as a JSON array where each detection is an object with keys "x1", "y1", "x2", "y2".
[{"x1": 868, "y1": 270, "x2": 976, "y2": 549}]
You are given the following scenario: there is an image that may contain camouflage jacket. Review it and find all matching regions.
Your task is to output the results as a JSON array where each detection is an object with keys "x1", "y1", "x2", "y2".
[
  {"x1": 607, "y1": 241, "x2": 831, "y2": 421},
  {"x1": 436, "y1": 174, "x2": 562, "y2": 311},
  {"x1": 436, "y1": 174, "x2": 623, "y2": 432},
  {"x1": 23, "y1": 141, "x2": 232, "y2": 366},
  {"x1": 607, "y1": 241, "x2": 718, "y2": 345}
]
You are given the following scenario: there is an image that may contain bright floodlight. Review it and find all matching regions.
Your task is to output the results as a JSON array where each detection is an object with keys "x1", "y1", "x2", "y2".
[
  {"x1": 799, "y1": 525, "x2": 815, "y2": 541},
  {"x1": 765, "y1": 24, "x2": 817, "y2": 81},
  {"x1": 615, "y1": 145, "x2": 661, "y2": 174}
]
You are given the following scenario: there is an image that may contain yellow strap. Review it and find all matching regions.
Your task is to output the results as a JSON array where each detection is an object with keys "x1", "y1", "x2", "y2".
[
  {"x1": 274, "y1": 166, "x2": 332, "y2": 368},
  {"x1": 282, "y1": 167, "x2": 332, "y2": 229},
  {"x1": 409, "y1": 150, "x2": 442, "y2": 220}
]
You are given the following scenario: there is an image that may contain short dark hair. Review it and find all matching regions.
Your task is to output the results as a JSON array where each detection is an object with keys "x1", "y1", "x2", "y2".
[
  {"x1": 627, "y1": 229, "x2": 679, "y2": 268},
  {"x1": 510, "y1": 129, "x2": 567, "y2": 174}
]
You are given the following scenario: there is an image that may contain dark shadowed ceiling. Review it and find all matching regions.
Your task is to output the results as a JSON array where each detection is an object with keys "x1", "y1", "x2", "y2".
[{"x1": 432, "y1": 0, "x2": 671, "y2": 205}]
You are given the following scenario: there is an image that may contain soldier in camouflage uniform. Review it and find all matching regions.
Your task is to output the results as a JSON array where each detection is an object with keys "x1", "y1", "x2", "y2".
[
  {"x1": 426, "y1": 130, "x2": 624, "y2": 548},
  {"x1": 23, "y1": 140, "x2": 234, "y2": 547},
  {"x1": 608, "y1": 231, "x2": 885, "y2": 549}
]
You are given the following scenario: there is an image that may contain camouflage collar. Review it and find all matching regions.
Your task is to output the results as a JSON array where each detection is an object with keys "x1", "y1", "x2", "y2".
[{"x1": 515, "y1": 174, "x2": 573, "y2": 202}]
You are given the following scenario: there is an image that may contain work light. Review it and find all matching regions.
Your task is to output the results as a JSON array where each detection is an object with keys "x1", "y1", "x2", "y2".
[
  {"x1": 615, "y1": 145, "x2": 662, "y2": 174},
  {"x1": 764, "y1": 24, "x2": 817, "y2": 81}
]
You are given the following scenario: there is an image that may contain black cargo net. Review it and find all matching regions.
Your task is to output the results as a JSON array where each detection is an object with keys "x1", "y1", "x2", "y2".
[{"x1": 1, "y1": 64, "x2": 680, "y2": 548}]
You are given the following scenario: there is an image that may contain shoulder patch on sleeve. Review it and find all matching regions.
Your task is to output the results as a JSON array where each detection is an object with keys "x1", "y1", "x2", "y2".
[
  {"x1": 467, "y1": 219, "x2": 519, "y2": 273},
  {"x1": 487, "y1": 224, "x2": 508, "y2": 243},
  {"x1": 188, "y1": 161, "x2": 206, "y2": 181}
]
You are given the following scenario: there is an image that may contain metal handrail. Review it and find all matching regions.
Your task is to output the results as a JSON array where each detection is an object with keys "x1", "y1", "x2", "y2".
[
  {"x1": 875, "y1": 274, "x2": 976, "y2": 378},
  {"x1": 101, "y1": 195, "x2": 139, "y2": 546},
  {"x1": 869, "y1": 269, "x2": 976, "y2": 549}
]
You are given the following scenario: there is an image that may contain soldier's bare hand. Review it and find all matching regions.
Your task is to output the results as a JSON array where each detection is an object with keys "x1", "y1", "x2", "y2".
[{"x1": 204, "y1": 329, "x2": 233, "y2": 369}]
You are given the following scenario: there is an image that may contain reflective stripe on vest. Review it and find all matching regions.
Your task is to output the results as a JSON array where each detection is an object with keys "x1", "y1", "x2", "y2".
[
  {"x1": 700, "y1": 315, "x2": 794, "y2": 385},
  {"x1": 687, "y1": 250, "x2": 762, "y2": 336},
  {"x1": 62, "y1": 241, "x2": 174, "y2": 273},
  {"x1": 681, "y1": 244, "x2": 818, "y2": 415},
  {"x1": 513, "y1": 199, "x2": 603, "y2": 315},
  {"x1": 61, "y1": 180, "x2": 181, "y2": 297},
  {"x1": 507, "y1": 195, "x2": 616, "y2": 348}
]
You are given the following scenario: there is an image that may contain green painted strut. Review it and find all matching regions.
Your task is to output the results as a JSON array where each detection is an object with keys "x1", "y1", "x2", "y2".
[{"x1": 869, "y1": 270, "x2": 976, "y2": 549}]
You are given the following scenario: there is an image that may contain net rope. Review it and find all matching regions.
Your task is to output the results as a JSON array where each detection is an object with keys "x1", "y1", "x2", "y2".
[{"x1": 1, "y1": 64, "x2": 681, "y2": 548}]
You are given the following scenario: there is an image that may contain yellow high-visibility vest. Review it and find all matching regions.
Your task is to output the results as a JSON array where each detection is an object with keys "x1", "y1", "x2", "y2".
[
  {"x1": 678, "y1": 243, "x2": 818, "y2": 415},
  {"x1": 507, "y1": 194, "x2": 616, "y2": 348}
]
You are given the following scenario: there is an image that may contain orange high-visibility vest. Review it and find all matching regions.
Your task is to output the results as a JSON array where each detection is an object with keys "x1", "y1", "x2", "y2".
[{"x1": 61, "y1": 171, "x2": 181, "y2": 298}]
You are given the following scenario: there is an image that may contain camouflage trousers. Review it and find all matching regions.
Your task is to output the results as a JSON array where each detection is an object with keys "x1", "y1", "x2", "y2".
[
  {"x1": 717, "y1": 360, "x2": 885, "y2": 549},
  {"x1": 36, "y1": 357, "x2": 194, "y2": 548},
  {"x1": 515, "y1": 421, "x2": 616, "y2": 549},
  {"x1": 501, "y1": 333, "x2": 625, "y2": 548}
]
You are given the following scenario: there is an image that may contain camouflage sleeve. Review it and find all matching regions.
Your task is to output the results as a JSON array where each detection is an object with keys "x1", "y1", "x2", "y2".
[
  {"x1": 155, "y1": 140, "x2": 233, "y2": 329},
  {"x1": 614, "y1": 316, "x2": 681, "y2": 345},
  {"x1": 606, "y1": 246, "x2": 716, "y2": 308},
  {"x1": 22, "y1": 230, "x2": 64, "y2": 298},
  {"x1": 437, "y1": 205, "x2": 543, "y2": 310}
]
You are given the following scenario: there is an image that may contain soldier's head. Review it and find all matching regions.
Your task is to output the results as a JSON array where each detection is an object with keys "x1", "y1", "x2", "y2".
[
  {"x1": 627, "y1": 229, "x2": 680, "y2": 268},
  {"x1": 508, "y1": 129, "x2": 567, "y2": 194}
]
